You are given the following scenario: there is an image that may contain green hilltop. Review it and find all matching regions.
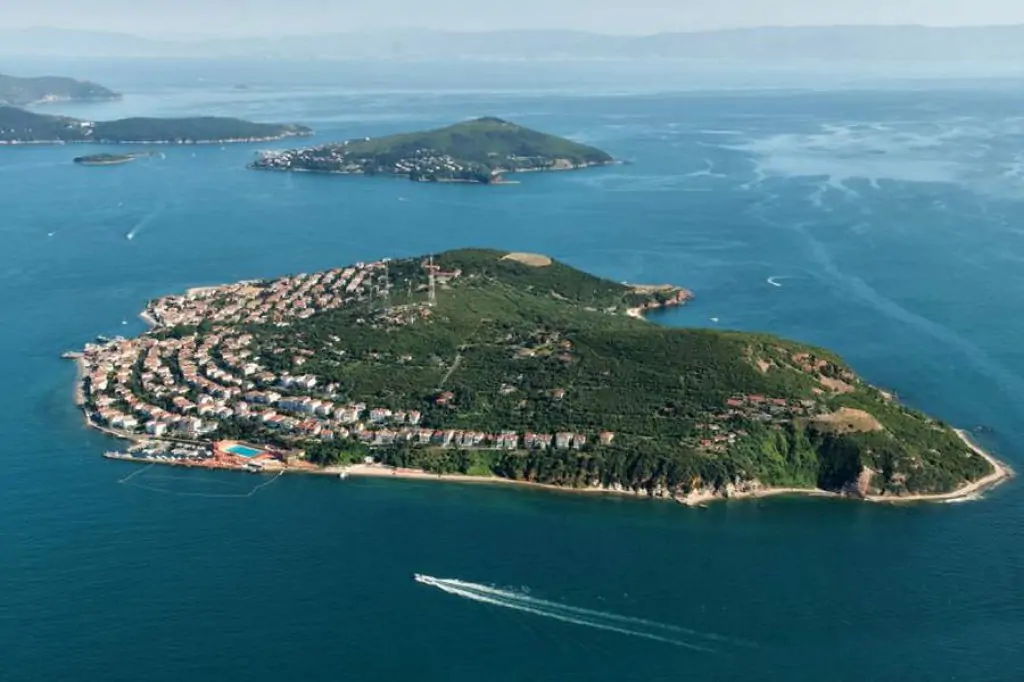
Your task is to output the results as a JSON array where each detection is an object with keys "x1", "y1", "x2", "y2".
[
  {"x1": 239, "y1": 249, "x2": 992, "y2": 498},
  {"x1": 250, "y1": 117, "x2": 614, "y2": 182}
]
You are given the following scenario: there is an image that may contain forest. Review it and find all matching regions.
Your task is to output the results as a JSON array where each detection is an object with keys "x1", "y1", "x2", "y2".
[{"x1": 246, "y1": 249, "x2": 991, "y2": 497}]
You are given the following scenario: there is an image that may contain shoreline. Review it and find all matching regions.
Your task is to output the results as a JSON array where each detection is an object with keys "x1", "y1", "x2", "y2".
[{"x1": 99, "y1": 434, "x2": 1013, "y2": 506}]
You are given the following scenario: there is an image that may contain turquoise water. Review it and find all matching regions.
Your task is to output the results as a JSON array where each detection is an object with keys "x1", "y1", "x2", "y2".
[
  {"x1": 1, "y1": 62, "x2": 1023, "y2": 680},
  {"x1": 226, "y1": 445, "x2": 264, "y2": 458}
]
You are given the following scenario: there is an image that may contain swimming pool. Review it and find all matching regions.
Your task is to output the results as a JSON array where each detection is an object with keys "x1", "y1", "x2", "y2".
[{"x1": 226, "y1": 444, "x2": 264, "y2": 458}]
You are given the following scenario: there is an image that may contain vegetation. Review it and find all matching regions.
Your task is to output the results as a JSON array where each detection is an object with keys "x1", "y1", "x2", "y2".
[
  {"x1": 0, "y1": 106, "x2": 312, "y2": 144},
  {"x1": 250, "y1": 117, "x2": 613, "y2": 183},
  {"x1": 0, "y1": 73, "x2": 119, "y2": 106},
  {"x1": 246, "y1": 248, "x2": 992, "y2": 497}
]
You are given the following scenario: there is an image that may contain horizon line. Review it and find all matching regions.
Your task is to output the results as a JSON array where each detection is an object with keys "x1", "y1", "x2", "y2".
[{"x1": 6, "y1": 22, "x2": 1024, "y2": 42}]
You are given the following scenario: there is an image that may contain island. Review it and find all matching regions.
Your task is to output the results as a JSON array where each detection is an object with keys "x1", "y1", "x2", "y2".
[
  {"x1": 0, "y1": 72, "x2": 120, "y2": 106},
  {"x1": 0, "y1": 106, "x2": 312, "y2": 145},
  {"x1": 68, "y1": 248, "x2": 1011, "y2": 504},
  {"x1": 249, "y1": 117, "x2": 614, "y2": 183},
  {"x1": 73, "y1": 152, "x2": 157, "y2": 166}
]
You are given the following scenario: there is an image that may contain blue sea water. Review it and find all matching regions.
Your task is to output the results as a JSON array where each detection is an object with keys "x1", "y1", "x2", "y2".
[{"x1": 1, "y1": 60, "x2": 1023, "y2": 681}]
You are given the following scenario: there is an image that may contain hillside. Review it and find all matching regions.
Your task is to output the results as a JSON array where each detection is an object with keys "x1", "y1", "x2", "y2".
[
  {"x1": 78, "y1": 248, "x2": 998, "y2": 502},
  {"x1": 250, "y1": 117, "x2": 613, "y2": 183},
  {"x1": 0, "y1": 72, "x2": 119, "y2": 105},
  {"x1": 0, "y1": 106, "x2": 312, "y2": 144}
]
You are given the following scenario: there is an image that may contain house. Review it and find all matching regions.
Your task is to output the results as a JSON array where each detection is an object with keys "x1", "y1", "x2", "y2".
[
  {"x1": 555, "y1": 432, "x2": 573, "y2": 449},
  {"x1": 145, "y1": 421, "x2": 168, "y2": 437},
  {"x1": 599, "y1": 432, "x2": 616, "y2": 446}
]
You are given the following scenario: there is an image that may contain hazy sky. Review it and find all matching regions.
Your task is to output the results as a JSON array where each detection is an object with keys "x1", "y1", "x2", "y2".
[{"x1": 5, "y1": 0, "x2": 1024, "y2": 36}]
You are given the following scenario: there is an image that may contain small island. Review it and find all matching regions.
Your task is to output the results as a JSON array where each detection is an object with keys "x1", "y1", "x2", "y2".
[
  {"x1": 73, "y1": 152, "x2": 157, "y2": 166},
  {"x1": 0, "y1": 72, "x2": 120, "y2": 106},
  {"x1": 0, "y1": 106, "x2": 312, "y2": 145},
  {"x1": 68, "y1": 249, "x2": 1011, "y2": 505},
  {"x1": 250, "y1": 117, "x2": 614, "y2": 183}
]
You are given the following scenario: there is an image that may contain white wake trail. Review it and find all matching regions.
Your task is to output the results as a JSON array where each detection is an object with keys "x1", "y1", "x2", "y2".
[
  {"x1": 126, "y1": 203, "x2": 165, "y2": 240},
  {"x1": 415, "y1": 575, "x2": 746, "y2": 652}
]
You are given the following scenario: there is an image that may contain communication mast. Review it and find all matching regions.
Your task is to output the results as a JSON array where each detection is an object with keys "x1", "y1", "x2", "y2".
[{"x1": 427, "y1": 254, "x2": 437, "y2": 306}]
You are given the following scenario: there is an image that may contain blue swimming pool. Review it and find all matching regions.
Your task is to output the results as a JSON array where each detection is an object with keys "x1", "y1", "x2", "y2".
[{"x1": 226, "y1": 444, "x2": 264, "y2": 458}]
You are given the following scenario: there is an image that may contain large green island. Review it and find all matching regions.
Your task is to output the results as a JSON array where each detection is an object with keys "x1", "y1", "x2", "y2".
[
  {"x1": 250, "y1": 117, "x2": 614, "y2": 183},
  {"x1": 0, "y1": 106, "x2": 312, "y2": 145},
  {"x1": 71, "y1": 249, "x2": 1010, "y2": 504},
  {"x1": 0, "y1": 72, "x2": 120, "y2": 106}
]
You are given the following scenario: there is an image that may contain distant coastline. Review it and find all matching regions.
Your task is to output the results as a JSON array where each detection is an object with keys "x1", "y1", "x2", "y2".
[{"x1": 0, "y1": 106, "x2": 313, "y2": 146}]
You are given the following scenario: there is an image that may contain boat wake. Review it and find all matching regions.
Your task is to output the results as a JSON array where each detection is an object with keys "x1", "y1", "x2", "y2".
[
  {"x1": 766, "y1": 276, "x2": 788, "y2": 287},
  {"x1": 126, "y1": 203, "x2": 165, "y2": 241},
  {"x1": 413, "y1": 574, "x2": 750, "y2": 652}
]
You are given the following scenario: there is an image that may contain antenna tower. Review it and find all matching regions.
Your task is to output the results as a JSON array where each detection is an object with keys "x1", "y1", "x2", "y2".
[{"x1": 428, "y1": 254, "x2": 437, "y2": 306}]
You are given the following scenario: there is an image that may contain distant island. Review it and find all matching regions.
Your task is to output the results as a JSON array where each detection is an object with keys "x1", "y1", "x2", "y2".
[
  {"x1": 250, "y1": 117, "x2": 614, "y2": 183},
  {"x1": 0, "y1": 106, "x2": 312, "y2": 145},
  {"x1": 0, "y1": 72, "x2": 120, "y2": 106},
  {"x1": 73, "y1": 152, "x2": 156, "y2": 166},
  {"x1": 69, "y1": 248, "x2": 1010, "y2": 505}
]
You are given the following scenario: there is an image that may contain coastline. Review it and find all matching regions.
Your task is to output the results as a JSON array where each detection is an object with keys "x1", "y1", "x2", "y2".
[
  {"x1": 98, "y1": 436, "x2": 1013, "y2": 507},
  {"x1": 0, "y1": 132, "x2": 311, "y2": 147}
]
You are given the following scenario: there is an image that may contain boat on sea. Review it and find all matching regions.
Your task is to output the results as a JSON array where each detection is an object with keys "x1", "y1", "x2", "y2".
[{"x1": 96, "y1": 334, "x2": 110, "y2": 342}]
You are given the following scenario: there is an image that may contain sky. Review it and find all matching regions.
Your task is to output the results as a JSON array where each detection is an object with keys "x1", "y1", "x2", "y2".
[{"x1": 4, "y1": 0, "x2": 1024, "y2": 37}]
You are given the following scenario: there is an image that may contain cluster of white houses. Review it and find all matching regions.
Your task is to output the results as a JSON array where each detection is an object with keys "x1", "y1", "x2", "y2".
[
  {"x1": 146, "y1": 260, "x2": 389, "y2": 329},
  {"x1": 252, "y1": 145, "x2": 479, "y2": 179}
]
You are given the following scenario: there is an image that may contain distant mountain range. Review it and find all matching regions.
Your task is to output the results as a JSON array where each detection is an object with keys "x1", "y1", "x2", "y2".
[{"x1": 5, "y1": 25, "x2": 1024, "y2": 62}]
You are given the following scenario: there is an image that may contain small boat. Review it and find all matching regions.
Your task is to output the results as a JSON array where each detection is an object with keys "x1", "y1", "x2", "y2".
[
  {"x1": 96, "y1": 334, "x2": 110, "y2": 342},
  {"x1": 125, "y1": 232, "x2": 134, "y2": 240},
  {"x1": 338, "y1": 470, "x2": 348, "y2": 479}
]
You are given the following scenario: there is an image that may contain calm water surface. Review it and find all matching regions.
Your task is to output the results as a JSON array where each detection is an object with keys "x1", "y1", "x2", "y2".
[{"x1": 1, "y1": 63, "x2": 1022, "y2": 681}]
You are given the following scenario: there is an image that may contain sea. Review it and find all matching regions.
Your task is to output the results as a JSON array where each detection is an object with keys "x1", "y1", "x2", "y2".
[{"x1": 1, "y1": 58, "x2": 1023, "y2": 681}]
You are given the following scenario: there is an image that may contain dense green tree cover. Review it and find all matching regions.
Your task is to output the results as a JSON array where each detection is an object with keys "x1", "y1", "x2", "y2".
[
  {"x1": 334, "y1": 117, "x2": 612, "y2": 167},
  {"x1": 246, "y1": 249, "x2": 992, "y2": 497},
  {"x1": 0, "y1": 73, "x2": 119, "y2": 106},
  {"x1": 0, "y1": 106, "x2": 312, "y2": 144}
]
